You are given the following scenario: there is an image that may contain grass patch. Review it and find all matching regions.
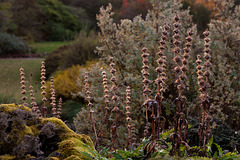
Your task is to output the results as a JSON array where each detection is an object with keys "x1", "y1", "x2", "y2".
[
  {"x1": 30, "y1": 41, "x2": 71, "y2": 54},
  {"x1": 0, "y1": 58, "x2": 43, "y2": 104}
]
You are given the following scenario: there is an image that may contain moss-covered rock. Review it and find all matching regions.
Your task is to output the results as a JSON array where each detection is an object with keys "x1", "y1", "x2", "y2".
[
  {"x1": 0, "y1": 104, "x2": 96, "y2": 160},
  {"x1": 0, "y1": 155, "x2": 16, "y2": 160}
]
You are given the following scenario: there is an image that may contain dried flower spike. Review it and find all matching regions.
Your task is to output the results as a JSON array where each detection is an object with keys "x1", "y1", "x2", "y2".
[
  {"x1": 20, "y1": 67, "x2": 28, "y2": 107},
  {"x1": 109, "y1": 57, "x2": 120, "y2": 150},
  {"x1": 98, "y1": 70, "x2": 111, "y2": 145},
  {"x1": 50, "y1": 77, "x2": 57, "y2": 117},
  {"x1": 141, "y1": 47, "x2": 151, "y2": 99},
  {"x1": 84, "y1": 72, "x2": 99, "y2": 147},
  {"x1": 170, "y1": 15, "x2": 189, "y2": 155},
  {"x1": 141, "y1": 47, "x2": 152, "y2": 137},
  {"x1": 125, "y1": 86, "x2": 132, "y2": 147},
  {"x1": 40, "y1": 61, "x2": 47, "y2": 117},
  {"x1": 29, "y1": 73, "x2": 37, "y2": 114},
  {"x1": 57, "y1": 97, "x2": 62, "y2": 119},
  {"x1": 198, "y1": 29, "x2": 213, "y2": 147}
]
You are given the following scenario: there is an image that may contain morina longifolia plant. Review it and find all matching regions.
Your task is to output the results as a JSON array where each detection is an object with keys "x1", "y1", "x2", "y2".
[
  {"x1": 74, "y1": 0, "x2": 204, "y2": 146},
  {"x1": 95, "y1": 0, "x2": 204, "y2": 132},
  {"x1": 19, "y1": 61, "x2": 62, "y2": 119},
  {"x1": 76, "y1": 24, "x2": 215, "y2": 158}
]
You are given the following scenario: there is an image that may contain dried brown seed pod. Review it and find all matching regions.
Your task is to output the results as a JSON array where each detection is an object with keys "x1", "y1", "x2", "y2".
[
  {"x1": 183, "y1": 53, "x2": 190, "y2": 59},
  {"x1": 182, "y1": 59, "x2": 188, "y2": 65},
  {"x1": 174, "y1": 56, "x2": 181, "y2": 63},
  {"x1": 174, "y1": 66, "x2": 181, "y2": 73},
  {"x1": 204, "y1": 54, "x2": 211, "y2": 60},
  {"x1": 181, "y1": 66, "x2": 188, "y2": 72},
  {"x1": 203, "y1": 71, "x2": 211, "y2": 77},
  {"x1": 142, "y1": 47, "x2": 148, "y2": 52}
]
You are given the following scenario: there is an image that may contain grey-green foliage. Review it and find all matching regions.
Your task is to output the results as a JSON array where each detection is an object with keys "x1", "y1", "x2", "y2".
[
  {"x1": 74, "y1": 0, "x2": 203, "y2": 145},
  {"x1": 208, "y1": 0, "x2": 240, "y2": 130}
]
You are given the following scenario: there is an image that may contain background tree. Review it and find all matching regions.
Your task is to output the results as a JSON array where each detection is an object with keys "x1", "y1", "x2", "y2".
[{"x1": 182, "y1": 0, "x2": 211, "y2": 34}]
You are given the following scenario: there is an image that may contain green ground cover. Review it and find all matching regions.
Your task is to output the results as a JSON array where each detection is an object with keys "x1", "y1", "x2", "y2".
[
  {"x1": 30, "y1": 41, "x2": 71, "y2": 54},
  {"x1": 0, "y1": 58, "x2": 43, "y2": 104}
]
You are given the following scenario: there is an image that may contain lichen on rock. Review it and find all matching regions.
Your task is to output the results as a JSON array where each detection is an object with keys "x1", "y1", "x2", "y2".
[{"x1": 0, "y1": 104, "x2": 96, "y2": 160}]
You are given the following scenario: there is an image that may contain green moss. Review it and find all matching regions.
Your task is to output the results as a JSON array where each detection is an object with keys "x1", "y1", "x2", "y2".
[
  {"x1": 41, "y1": 117, "x2": 74, "y2": 134},
  {"x1": 58, "y1": 137, "x2": 95, "y2": 160},
  {"x1": 29, "y1": 125, "x2": 39, "y2": 135},
  {"x1": 24, "y1": 126, "x2": 34, "y2": 136},
  {"x1": 64, "y1": 155, "x2": 82, "y2": 160},
  {"x1": 0, "y1": 155, "x2": 16, "y2": 160},
  {"x1": 25, "y1": 154, "x2": 35, "y2": 159},
  {"x1": 0, "y1": 103, "x2": 31, "y2": 113},
  {"x1": 0, "y1": 104, "x2": 95, "y2": 159},
  {"x1": 61, "y1": 133, "x2": 94, "y2": 148},
  {"x1": 41, "y1": 117, "x2": 95, "y2": 159},
  {"x1": 49, "y1": 157, "x2": 59, "y2": 160}
]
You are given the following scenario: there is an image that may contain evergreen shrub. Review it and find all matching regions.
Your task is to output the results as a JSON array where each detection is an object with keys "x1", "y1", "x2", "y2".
[
  {"x1": 0, "y1": 33, "x2": 29, "y2": 55},
  {"x1": 45, "y1": 30, "x2": 99, "y2": 77}
]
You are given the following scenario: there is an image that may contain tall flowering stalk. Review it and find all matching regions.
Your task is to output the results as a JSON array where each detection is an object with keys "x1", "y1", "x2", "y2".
[
  {"x1": 41, "y1": 61, "x2": 47, "y2": 118},
  {"x1": 98, "y1": 71, "x2": 111, "y2": 145},
  {"x1": 109, "y1": 57, "x2": 120, "y2": 150},
  {"x1": 154, "y1": 23, "x2": 170, "y2": 138},
  {"x1": 170, "y1": 15, "x2": 191, "y2": 155},
  {"x1": 57, "y1": 98, "x2": 62, "y2": 119},
  {"x1": 50, "y1": 77, "x2": 57, "y2": 117},
  {"x1": 125, "y1": 86, "x2": 132, "y2": 147},
  {"x1": 84, "y1": 72, "x2": 99, "y2": 147},
  {"x1": 20, "y1": 68, "x2": 28, "y2": 107},
  {"x1": 141, "y1": 47, "x2": 152, "y2": 137},
  {"x1": 29, "y1": 74, "x2": 37, "y2": 113},
  {"x1": 198, "y1": 30, "x2": 213, "y2": 147}
]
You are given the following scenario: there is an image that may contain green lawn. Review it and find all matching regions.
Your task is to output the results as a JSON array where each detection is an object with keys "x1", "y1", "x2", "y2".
[
  {"x1": 30, "y1": 41, "x2": 71, "y2": 54},
  {"x1": 0, "y1": 58, "x2": 43, "y2": 104}
]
